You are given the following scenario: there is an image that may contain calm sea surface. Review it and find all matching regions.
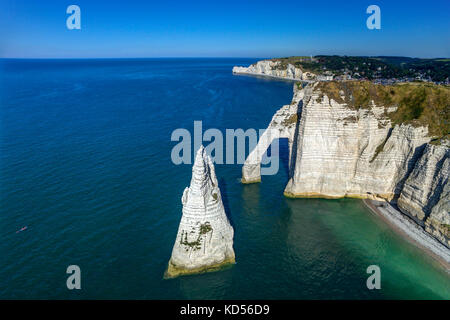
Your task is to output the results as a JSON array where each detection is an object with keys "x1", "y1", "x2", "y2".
[{"x1": 0, "y1": 58, "x2": 449, "y2": 299}]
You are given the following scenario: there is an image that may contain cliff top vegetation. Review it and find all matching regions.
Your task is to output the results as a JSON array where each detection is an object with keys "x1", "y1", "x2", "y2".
[
  {"x1": 314, "y1": 81, "x2": 449, "y2": 140},
  {"x1": 269, "y1": 56, "x2": 450, "y2": 82}
]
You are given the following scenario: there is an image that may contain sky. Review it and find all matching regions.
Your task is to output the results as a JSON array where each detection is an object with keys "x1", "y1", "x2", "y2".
[{"x1": 0, "y1": 0, "x2": 449, "y2": 58}]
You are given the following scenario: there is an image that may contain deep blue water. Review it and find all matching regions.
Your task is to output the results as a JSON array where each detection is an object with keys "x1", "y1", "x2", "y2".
[{"x1": 0, "y1": 58, "x2": 449, "y2": 299}]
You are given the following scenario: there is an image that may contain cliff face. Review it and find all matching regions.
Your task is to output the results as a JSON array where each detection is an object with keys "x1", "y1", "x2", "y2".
[
  {"x1": 166, "y1": 146, "x2": 235, "y2": 278},
  {"x1": 398, "y1": 142, "x2": 450, "y2": 247},
  {"x1": 233, "y1": 60, "x2": 315, "y2": 81},
  {"x1": 426, "y1": 183, "x2": 450, "y2": 248},
  {"x1": 284, "y1": 82, "x2": 432, "y2": 201},
  {"x1": 242, "y1": 80, "x2": 449, "y2": 248}
]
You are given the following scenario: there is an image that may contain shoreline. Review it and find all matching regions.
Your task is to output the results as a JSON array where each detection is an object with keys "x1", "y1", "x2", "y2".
[
  {"x1": 284, "y1": 191, "x2": 394, "y2": 201},
  {"x1": 362, "y1": 199, "x2": 450, "y2": 271},
  {"x1": 232, "y1": 70, "x2": 311, "y2": 82}
]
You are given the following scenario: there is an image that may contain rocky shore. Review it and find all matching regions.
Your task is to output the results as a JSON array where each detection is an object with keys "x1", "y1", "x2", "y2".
[{"x1": 363, "y1": 199, "x2": 450, "y2": 270}]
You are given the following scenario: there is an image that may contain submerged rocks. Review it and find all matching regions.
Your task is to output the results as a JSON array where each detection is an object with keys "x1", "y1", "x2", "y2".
[{"x1": 165, "y1": 146, "x2": 235, "y2": 278}]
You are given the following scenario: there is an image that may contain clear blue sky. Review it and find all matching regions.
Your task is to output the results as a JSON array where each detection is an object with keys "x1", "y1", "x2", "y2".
[{"x1": 0, "y1": 0, "x2": 449, "y2": 58}]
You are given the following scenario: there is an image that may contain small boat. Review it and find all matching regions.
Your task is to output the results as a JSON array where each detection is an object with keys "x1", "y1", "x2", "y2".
[{"x1": 16, "y1": 226, "x2": 28, "y2": 233}]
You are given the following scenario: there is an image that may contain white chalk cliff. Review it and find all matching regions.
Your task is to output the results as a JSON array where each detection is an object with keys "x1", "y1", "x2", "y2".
[
  {"x1": 242, "y1": 81, "x2": 449, "y2": 249},
  {"x1": 398, "y1": 142, "x2": 450, "y2": 247},
  {"x1": 283, "y1": 83, "x2": 431, "y2": 201},
  {"x1": 233, "y1": 60, "x2": 315, "y2": 81},
  {"x1": 166, "y1": 146, "x2": 235, "y2": 278}
]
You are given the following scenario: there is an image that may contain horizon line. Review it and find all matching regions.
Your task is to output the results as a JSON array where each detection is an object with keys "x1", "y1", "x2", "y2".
[{"x1": 1, "y1": 55, "x2": 449, "y2": 60}]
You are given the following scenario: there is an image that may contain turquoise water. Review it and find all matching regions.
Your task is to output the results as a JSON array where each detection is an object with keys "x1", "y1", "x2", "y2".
[{"x1": 0, "y1": 58, "x2": 449, "y2": 299}]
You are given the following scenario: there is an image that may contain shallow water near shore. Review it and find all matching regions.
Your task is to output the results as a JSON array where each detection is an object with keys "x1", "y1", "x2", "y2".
[{"x1": 0, "y1": 58, "x2": 449, "y2": 299}]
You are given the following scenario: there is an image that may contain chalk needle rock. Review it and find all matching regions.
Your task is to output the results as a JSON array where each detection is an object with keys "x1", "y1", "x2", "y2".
[{"x1": 165, "y1": 146, "x2": 235, "y2": 278}]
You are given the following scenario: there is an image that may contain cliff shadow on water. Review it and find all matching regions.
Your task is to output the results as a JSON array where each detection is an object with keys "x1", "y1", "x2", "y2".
[
  {"x1": 218, "y1": 177, "x2": 235, "y2": 229},
  {"x1": 262, "y1": 98, "x2": 303, "y2": 184},
  {"x1": 265, "y1": 138, "x2": 290, "y2": 183}
]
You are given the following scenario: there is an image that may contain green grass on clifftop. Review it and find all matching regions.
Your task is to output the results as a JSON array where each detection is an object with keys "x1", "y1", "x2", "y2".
[
  {"x1": 315, "y1": 81, "x2": 450, "y2": 139},
  {"x1": 270, "y1": 55, "x2": 450, "y2": 82}
]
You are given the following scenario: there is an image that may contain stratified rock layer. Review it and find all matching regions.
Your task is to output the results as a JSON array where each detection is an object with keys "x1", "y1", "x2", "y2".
[
  {"x1": 426, "y1": 183, "x2": 450, "y2": 248},
  {"x1": 242, "y1": 80, "x2": 449, "y2": 248},
  {"x1": 398, "y1": 142, "x2": 450, "y2": 247},
  {"x1": 165, "y1": 146, "x2": 235, "y2": 278},
  {"x1": 284, "y1": 83, "x2": 431, "y2": 201}
]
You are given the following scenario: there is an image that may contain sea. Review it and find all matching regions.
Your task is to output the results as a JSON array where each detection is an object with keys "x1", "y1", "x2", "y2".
[{"x1": 0, "y1": 58, "x2": 449, "y2": 299}]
